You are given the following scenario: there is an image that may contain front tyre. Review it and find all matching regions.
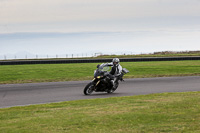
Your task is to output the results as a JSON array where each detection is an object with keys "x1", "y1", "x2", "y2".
[{"x1": 84, "y1": 82, "x2": 95, "y2": 95}]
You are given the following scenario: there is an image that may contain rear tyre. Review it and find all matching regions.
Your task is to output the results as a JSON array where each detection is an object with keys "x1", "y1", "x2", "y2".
[
  {"x1": 84, "y1": 82, "x2": 94, "y2": 95},
  {"x1": 107, "y1": 82, "x2": 119, "y2": 94},
  {"x1": 107, "y1": 89, "x2": 114, "y2": 94}
]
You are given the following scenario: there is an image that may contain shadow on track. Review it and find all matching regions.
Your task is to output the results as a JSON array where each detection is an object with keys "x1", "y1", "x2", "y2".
[{"x1": 82, "y1": 92, "x2": 123, "y2": 97}]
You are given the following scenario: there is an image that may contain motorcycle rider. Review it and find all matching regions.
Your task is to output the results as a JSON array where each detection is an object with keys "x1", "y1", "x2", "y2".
[{"x1": 107, "y1": 58, "x2": 122, "y2": 89}]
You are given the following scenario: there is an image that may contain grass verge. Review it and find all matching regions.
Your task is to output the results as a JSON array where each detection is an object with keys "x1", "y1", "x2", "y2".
[
  {"x1": 2, "y1": 51, "x2": 200, "y2": 61},
  {"x1": 1, "y1": 60, "x2": 200, "y2": 84},
  {"x1": 0, "y1": 91, "x2": 200, "y2": 132}
]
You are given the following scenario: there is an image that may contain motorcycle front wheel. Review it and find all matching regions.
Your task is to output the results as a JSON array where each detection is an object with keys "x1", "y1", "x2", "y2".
[{"x1": 84, "y1": 82, "x2": 95, "y2": 95}]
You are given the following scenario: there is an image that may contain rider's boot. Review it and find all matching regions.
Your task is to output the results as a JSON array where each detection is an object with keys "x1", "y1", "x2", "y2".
[
  {"x1": 110, "y1": 80, "x2": 114, "y2": 88},
  {"x1": 111, "y1": 79, "x2": 117, "y2": 89}
]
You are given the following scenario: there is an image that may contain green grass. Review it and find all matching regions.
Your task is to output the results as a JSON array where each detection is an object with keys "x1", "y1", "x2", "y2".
[
  {"x1": 1, "y1": 60, "x2": 200, "y2": 84},
  {"x1": 2, "y1": 51, "x2": 200, "y2": 61},
  {"x1": 96, "y1": 53, "x2": 200, "y2": 59},
  {"x1": 0, "y1": 91, "x2": 200, "y2": 132}
]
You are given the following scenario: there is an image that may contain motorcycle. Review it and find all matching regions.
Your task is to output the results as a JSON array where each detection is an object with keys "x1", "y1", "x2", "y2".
[{"x1": 83, "y1": 63, "x2": 129, "y2": 95}]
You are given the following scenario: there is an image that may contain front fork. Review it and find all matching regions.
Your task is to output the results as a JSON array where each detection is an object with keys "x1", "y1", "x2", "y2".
[{"x1": 92, "y1": 78, "x2": 101, "y2": 87}]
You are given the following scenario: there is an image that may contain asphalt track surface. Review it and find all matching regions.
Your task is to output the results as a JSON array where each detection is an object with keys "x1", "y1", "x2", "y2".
[{"x1": 1, "y1": 76, "x2": 200, "y2": 108}]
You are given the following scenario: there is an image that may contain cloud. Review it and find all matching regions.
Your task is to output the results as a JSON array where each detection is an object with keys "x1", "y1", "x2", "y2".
[{"x1": 0, "y1": 0, "x2": 200, "y2": 33}]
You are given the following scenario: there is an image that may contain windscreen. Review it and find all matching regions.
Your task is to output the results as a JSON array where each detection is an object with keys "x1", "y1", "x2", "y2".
[{"x1": 98, "y1": 63, "x2": 110, "y2": 72}]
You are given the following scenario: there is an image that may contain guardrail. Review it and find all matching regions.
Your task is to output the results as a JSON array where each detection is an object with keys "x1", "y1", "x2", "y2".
[{"x1": 1, "y1": 56, "x2": 200, "y2": 65}]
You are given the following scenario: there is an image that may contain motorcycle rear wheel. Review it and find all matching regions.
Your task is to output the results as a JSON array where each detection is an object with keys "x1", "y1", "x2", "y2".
[
  {"x1": 84, "y1": 82, "x2": 94, "y2": 95},
  {"x1": 107, "y1": 82, "x2": 119, "y2": 94}
]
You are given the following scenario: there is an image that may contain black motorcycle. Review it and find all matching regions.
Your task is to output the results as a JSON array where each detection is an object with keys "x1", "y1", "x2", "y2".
[{"x1": 83, "y1": 63, "x2": 129, "y2": 95}]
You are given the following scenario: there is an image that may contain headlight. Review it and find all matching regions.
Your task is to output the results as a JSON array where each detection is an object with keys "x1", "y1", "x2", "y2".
[
  {"x1": 97, "y1": 76, "x2": 101, "y2": 79},
  {"x1": 97, "y1": 75, "x2": 103, "y2": 79}
]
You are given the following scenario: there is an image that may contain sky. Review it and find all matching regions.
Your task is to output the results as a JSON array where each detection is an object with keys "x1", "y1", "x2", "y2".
[{"x1": 0, "y1": 0, "x2": 200, "y2": 59}]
